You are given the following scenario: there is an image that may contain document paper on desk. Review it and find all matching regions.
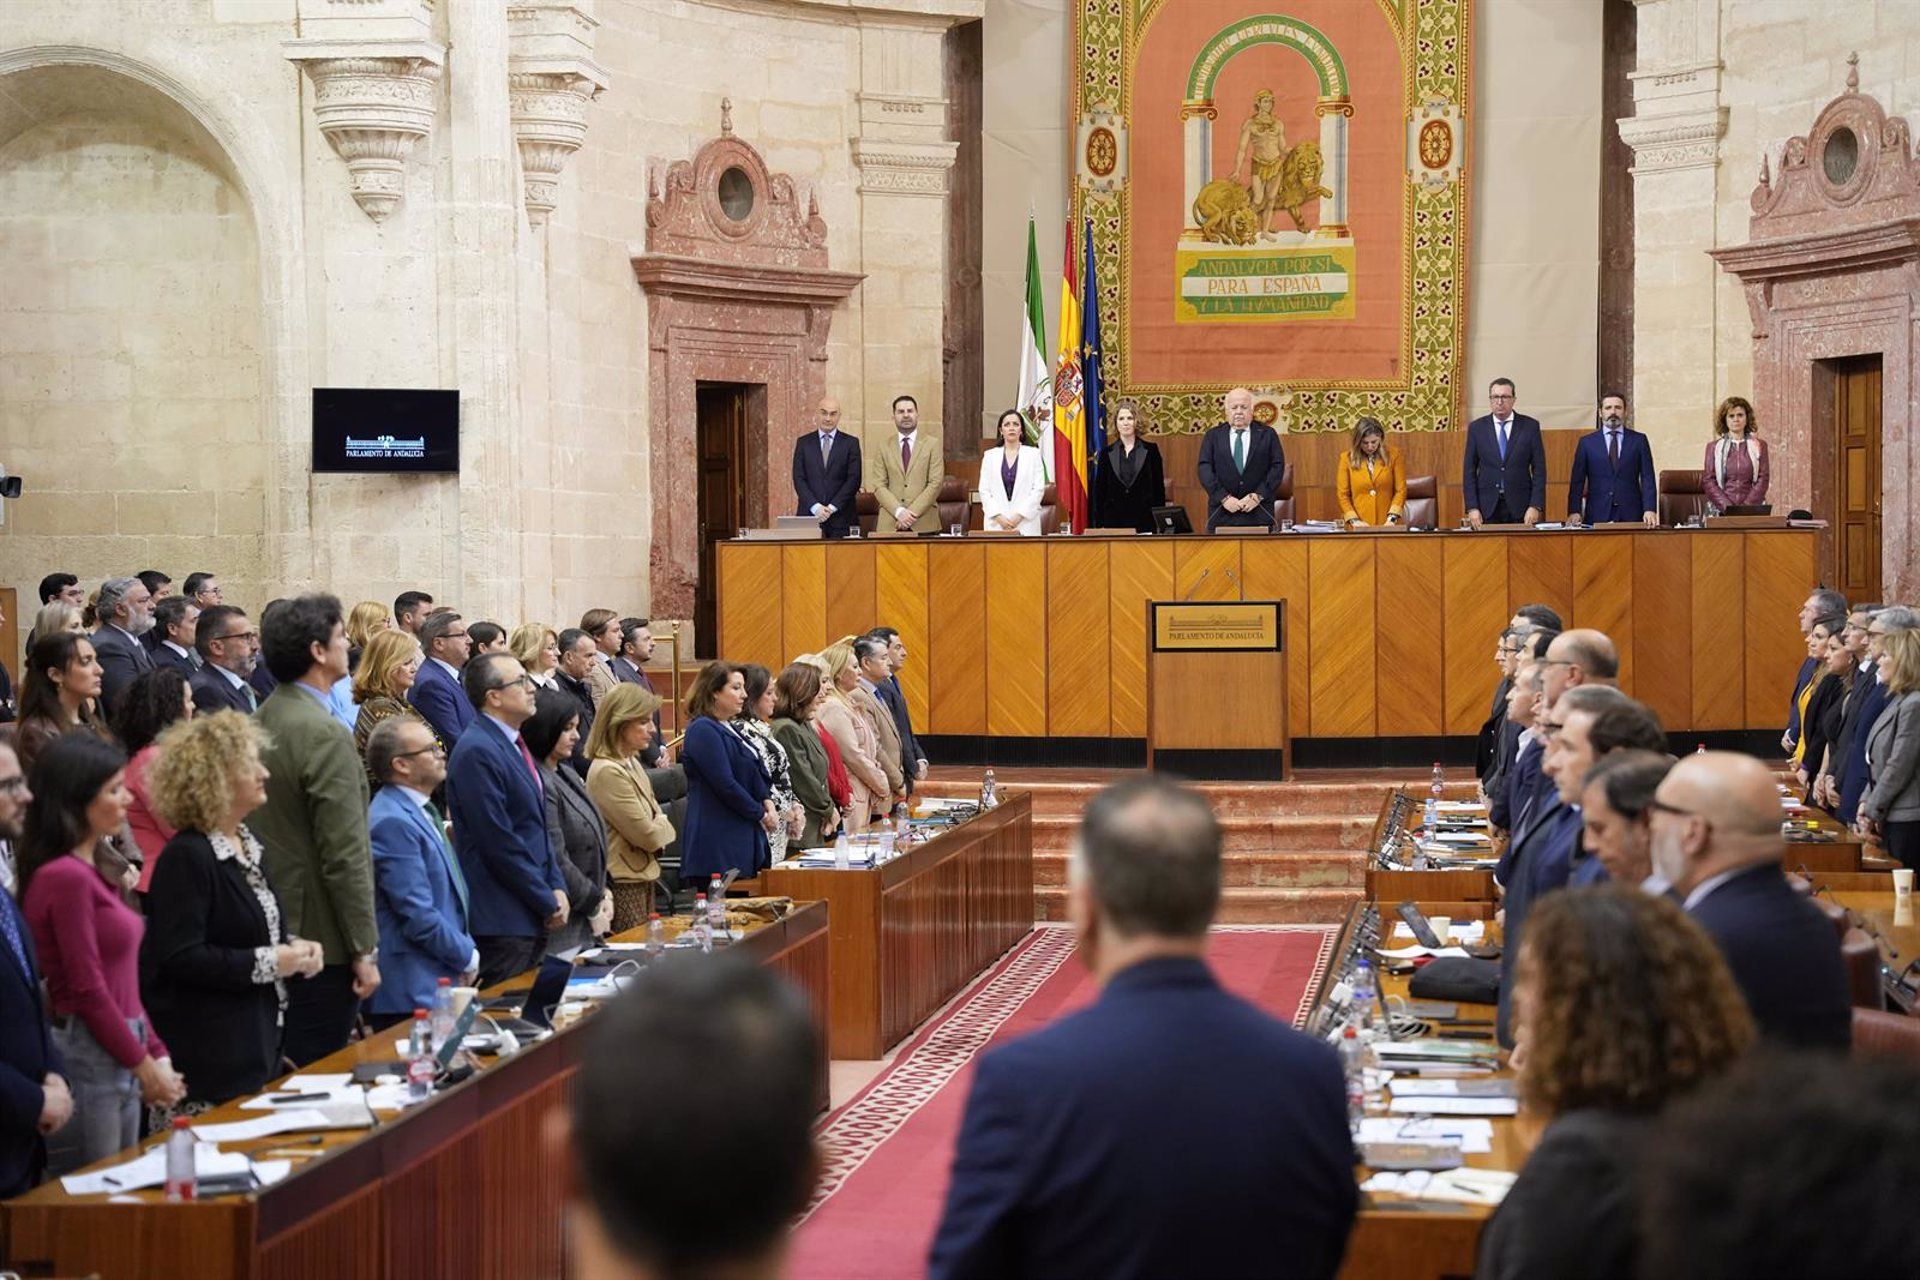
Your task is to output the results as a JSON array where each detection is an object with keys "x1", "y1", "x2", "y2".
[
  {"x1": 61, "y1": 1143, "x2": 254, "y2": 1196},
  {"x1": 1355, "y1": 1117, "x2": 1493, "y2": 1154},
  {"x1": 1387, "y1": 1095, "x2": 1519, "y2": 1116}
]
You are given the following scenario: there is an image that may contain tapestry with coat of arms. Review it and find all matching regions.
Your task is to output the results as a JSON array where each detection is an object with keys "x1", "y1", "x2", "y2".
[{"x1": 1073, "y1": 0, "x2": 1471, "y2": 434}]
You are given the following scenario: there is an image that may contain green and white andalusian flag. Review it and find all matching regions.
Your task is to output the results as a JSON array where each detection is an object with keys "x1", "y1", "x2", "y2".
[{"x1": 1017, "y1": 214, "x2": 1054, "y2": 481}]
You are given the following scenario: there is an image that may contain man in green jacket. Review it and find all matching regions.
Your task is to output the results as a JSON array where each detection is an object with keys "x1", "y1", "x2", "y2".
[{"x1": 249, "y1": 594, "x2": 382, "y2": 1066}]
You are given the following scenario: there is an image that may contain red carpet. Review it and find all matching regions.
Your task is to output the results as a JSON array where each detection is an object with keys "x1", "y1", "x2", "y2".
[{"x1": 788, "y1": 923, "x2": 1337, "y2": 1279}]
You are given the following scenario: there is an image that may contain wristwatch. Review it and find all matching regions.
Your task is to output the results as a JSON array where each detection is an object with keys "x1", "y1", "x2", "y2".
[{"x1": 354, "y1": 948, "x2": 379, "y2": 964}]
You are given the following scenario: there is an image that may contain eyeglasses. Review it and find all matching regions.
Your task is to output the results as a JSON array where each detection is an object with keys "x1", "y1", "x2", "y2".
[
  {"x1": 446, "y1": 631, "x2": 470, "y2": 641},
  {"x1": 1645, "y1": 797, "x2": 1698, "y2": 818},
  {"x1": 0, "y1": 776, "x2": 27, "y2": 795},
  {"x1": 501, "y1": 674, "x2": 535, "y2": 691},
  {"x1": 216, "y1": 630, "x2": 258, "y2": 643},
  {"x1": 394, "y1": 743, "x2": 447, "y2": 760}
]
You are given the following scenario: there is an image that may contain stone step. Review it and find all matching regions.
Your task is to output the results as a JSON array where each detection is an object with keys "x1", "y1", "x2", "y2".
[
  {"x1": 1034, "y1": 884, "x2": 1359, "y2": 925},
  {"x1": 1032, "y1": 849, "x2": 1363, "y2": 889}
]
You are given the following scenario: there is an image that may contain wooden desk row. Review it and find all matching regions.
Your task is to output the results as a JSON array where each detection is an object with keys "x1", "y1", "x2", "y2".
[{"x1": 717, "y1": 526, "x2": 1818, "y2": 743}]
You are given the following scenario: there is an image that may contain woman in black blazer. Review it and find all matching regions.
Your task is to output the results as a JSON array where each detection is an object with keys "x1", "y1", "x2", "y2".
[
  {"x1": 1090, "y1": 400, "x2": 1166, "y2": 532},
  {"x1": 525, "y1": 686, "x2": 611, "y2": 955},
  {"x1": 140, "y1": 714, "x2": 323, "y2": 1109},
  {"x1": 1796, "y1": 624, "x2": 1852, "y2": 810}
]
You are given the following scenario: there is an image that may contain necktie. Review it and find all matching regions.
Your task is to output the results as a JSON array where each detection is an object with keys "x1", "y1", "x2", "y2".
[
  {"x1": 1608, "y1": 429, "x2": 1620, "y2": 468},
  {"x1": 242, "y1": 680, "x2": 258, "y2": 712},
  {"x1": 900, "y1": 435, "x2": 912, "y2": 473},
  {"x1": 516, "y1": 735, "x2": 545, "y2": 796},
  {"x1": 821, "y1": 432, "x2": 833, "y2": 465},
  {"x1": 422, "y1": 799, "x2": 470, "y2": 909},
  {"x1": 1497, "y1": 420, "x2": 1509, "y2": 462},
  {"x1": 1232, "y1": 429, "x2": 1246, "y2": 472},
  {"x1": 0, "y1": 889, "x2": 28, "y2": 978}
]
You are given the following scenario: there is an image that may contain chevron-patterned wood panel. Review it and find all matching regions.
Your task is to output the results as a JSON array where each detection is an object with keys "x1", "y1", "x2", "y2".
[
  {"x1": 1174, "y1": 538, "x2": 1242, "y2": 601},
  {"x1": 985, "y1": 543, "x2": 1047, "y2": 736},
  {"x1": 1743, "y1": 531, "x2": 1818, "y2": 730},
  {"x1": 1308, "y1": 540, "x2": 1376, "y2": 737},
  {"x1": 824, "y1": 542, "x2": 876, "y2": 647},
  {"x1": 1690, "y1": 535, "x2": 1745, "y2": 730},
  {"x1": 1508, "y1": 535, "x2": 1573, "y2": 622},
  {"x1": 717, "y1": 545, "x2": 782, "y2": 670},
  {"x1": 1442, "y1": 537, "x2": 1509, "y2": 734},
  {"x1": 1107, "y1": 541, "x2": 1176, "y2": 738},
  {"x1": 1572, "y1": 535, "x2": 1634, "y2": 693},
  {"x1": 927, "y1": 544, "x2": 987, "y2": 735},
  {"x1": 1375, "y1": 539, "x2": 1445, "y2": 735},
  {"x1": 780, "y1": 544, "x2": 826, "y2": 666},
  {"x1": 1046, "y1": 542, "x2": 1111, "y2": 736},
  {"x1": 876, "y1": 543, "x2": 930, "y2": 728},
  {"x1": 1239, "y1": 540, "x2": 1312, "y2": 740},
  {"x1": 1631, "y1": 535, "x2": 1692, "y2": 731}
]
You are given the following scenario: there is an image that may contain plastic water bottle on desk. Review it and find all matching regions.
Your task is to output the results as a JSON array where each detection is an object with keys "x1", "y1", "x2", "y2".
[
  {"x1": 1430, "y1": 762, "x2": 1446, "y2": 799},
  {"x1": 163, "y1": 1116, "x2": 196, "y2": 1201},
  {"x1": 1352, "y1": 958, "x2": 1387, "y2": 1040},
  {"x1": 893, "y1": 800, "x2": 910, "y2": 840},
  {"x1": 980, "y1": 769, "x2": 998, "y2": 810},
  {"x1": 1339, "y1": 1028, "x2": 1367, "y2": 1132},
  {"x1": 707, "y1": 883, "x2": 729, "y2": 943},
  {"x1": 645, "y1": 912, "x2": 665, "y2": 957},
  {"x1": 406, "y1": 1009, "x2": 435, "y2": 1101},
  {"x1": 833, "y1": 829, "x2": 851, "y2": 870},
  {"x1": 430, "y1": 977, "x2": 457, "y2": 1051},
  {"x1": 691, "y1": 894, "x2": 713, "y2": 952}
]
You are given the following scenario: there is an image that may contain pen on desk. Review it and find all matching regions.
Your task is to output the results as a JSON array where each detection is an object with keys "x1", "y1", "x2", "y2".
[{"x1": 265, "y1": 1092, "x2": 330, "y2": 1104}]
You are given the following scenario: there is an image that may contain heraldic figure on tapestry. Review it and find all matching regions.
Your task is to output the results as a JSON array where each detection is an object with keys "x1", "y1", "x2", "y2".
[{"x1": 1193, "y1": 90, "x2": 1332, "y2": 245}]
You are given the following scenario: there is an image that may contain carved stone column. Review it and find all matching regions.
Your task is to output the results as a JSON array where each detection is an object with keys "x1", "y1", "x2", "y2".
[
  {"x1": 284, "y1": 1, "x2": 445, "y2": 222},
  {"x1": 507, "y1": 2, "x2": 608, "y2": 227}
]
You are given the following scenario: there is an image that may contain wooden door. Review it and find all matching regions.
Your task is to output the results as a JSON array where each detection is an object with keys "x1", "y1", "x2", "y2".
[
  {"x1": 695, "y1": 382, "x2": 754, "y2": 658},
  {"x1": 1830, "y1": 355, "x2": 1882, "y2": 602}
]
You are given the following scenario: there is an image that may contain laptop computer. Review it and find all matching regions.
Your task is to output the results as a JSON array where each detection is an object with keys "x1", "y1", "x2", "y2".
[{"x1": 478, "y1": 955, "x2": 575, "y2": 1039}]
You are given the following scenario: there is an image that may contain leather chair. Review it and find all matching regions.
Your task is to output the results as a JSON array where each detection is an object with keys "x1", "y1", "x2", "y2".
[
  {"x1": 1843, "y1": 926, "x2": 1884, "y2": 1009},
  {"x1": 1852, "y1": 1007, "x2": 1920, "y2": 1064},
  {"x1": 1404, "y1": 475, "x2": 1438, "y2": 529},
  {"x1": 1268, "y1": 463, "x2": 1297, "y2": 527},
  {"x1": 856, "y1": 490, "x2": 878, "y2": 536},
  {"x1": 935, "y1": 475, "x2": 970, "y2": 533},
  {"x1": 1038, "y1": 483, "x2": 1061, "y2": 535},
  {"x1": 1658, "y1": 469, "x2": 1707, "y2": 526}
]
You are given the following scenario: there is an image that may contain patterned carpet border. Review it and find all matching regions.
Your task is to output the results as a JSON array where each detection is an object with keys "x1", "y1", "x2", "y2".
[{"x1": 801, "y1": 922, "x2": 1338, "y2": 1222}]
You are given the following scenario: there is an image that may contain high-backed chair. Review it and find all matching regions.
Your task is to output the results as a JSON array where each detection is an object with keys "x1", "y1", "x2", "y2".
[
  {"x1": 935, "y1": 475, "x2": 970, "y2": 532},
  {"x1": 1269, "y1": 463, "x2": 1297, "y2": 527},
  {"x1": 856, "y1": 490, "x2": 878, "y2": 536},
  {"x1": 1038, "y1": 483, "x2": 1061, "y2": 535},
  {"x1": 1404, "y1": 475, "x2": 1438, "y2": 529},
  {"x1": 1658, "y1": 469, "x2": 1707, "y2": 526},
  {"x1": 1852, "y1": 1007, "x2": 1920, "y2": 1064},
  {"x1": 1843, "y1": 926, "x2": 1884, "y2": 1009}
]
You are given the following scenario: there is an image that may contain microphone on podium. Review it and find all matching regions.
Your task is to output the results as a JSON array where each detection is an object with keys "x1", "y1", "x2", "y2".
[{"x1": 1182, "y1": 568, "x2": 1211, "y2": 601}]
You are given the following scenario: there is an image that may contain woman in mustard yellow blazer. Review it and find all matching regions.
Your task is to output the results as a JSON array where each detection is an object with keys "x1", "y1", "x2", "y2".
[{"x1": 1335, "y1": 416, "x2": 1407, "y2": 527}]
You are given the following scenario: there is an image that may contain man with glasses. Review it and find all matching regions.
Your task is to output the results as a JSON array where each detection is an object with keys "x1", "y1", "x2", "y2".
[
  {"x1": 408, "y1": 608, "x2": 475, "y2": 750},
  {"x1": 1461, "y1": 377, "x2": 1546, "y2": 528},
  {"x1": 191, "y1": 605, "x2": 262, "y2": 714},
  {"x1": 446, "y1": 653, "x2": 569, "y2": 986},
  {"x1": 182, "y1": 572, "x2": 221, "y2": 609},
  {"x1": 1649, "y1": 750, "x2": 1850, "y2": 1048},
  {"x1": 364, "y1": 717, "x2": 477, "y2": 1029}
]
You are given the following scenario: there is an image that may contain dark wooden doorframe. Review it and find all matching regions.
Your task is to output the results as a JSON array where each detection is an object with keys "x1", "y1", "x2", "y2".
[
  {"x1": 1813, "y1": 353, "x2": 1882, "y2": 602},
  {"x1": 694, "y1": 381, "x2": 767, "y2": 658}
]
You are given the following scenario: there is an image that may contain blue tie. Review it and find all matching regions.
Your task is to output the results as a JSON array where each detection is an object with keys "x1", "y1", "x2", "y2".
[
  {"x1": 0, "y1": 887, "x2": 30, "y2": 979},
  {"x1": 1497, "y1": 420, "x2": 1509, "y2": 462}
]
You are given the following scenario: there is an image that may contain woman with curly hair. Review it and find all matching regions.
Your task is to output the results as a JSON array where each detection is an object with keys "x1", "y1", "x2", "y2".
[
  {"x1": 1475, "y1": 885, "x2": 1755, "y2": 1280},
  {"x1": 141, "y1": 713, "x2": 324, "y2": 1112}
]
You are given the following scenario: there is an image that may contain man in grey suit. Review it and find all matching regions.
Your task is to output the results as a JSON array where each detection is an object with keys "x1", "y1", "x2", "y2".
[{"x1": 89, "y1": 576, "x2": 155, "y2": 714}]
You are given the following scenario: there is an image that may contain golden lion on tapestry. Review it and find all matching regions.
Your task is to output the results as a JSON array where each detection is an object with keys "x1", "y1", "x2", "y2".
[{"x1": 1193, "y1": 141, "x2": 1333, "y2": 243}]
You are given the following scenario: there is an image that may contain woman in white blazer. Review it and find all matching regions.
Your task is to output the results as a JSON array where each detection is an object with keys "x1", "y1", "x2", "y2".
[{"x1": 979, "y1": 409, "x2": 1047, "y2": 535}]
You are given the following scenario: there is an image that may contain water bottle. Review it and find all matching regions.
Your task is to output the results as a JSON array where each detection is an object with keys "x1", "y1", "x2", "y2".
[
  {"x1": 690, "y1": 894, "x2": 713, "y2": 952},
  {"x1": 833, "y1": 829, "x2": 851, "y2": 870},
  {"x1": 1696, "y1": 742, "x2": 1707, "y2": 754},
  {"x1": 1429, "y1": 762, "x2": 1445, "y2": 800},
  {"x1": 707, "y1": 881, "x2": 729, "y2": 941},
  {"x1": 893, "y1": 800, "x2": 910, "y2": 840},
  {"x1": 1339, "y1": 1028, "x2": 1367, "y2": 1131},
  {"x1": 1423, "y1": 796, "x2": 1439, "y2": 835},
  {"x1": 878, "y1": 824, "x2": 896, "y2": 859},
  {"x1": 1352, "y1": 958, "x2": 1387, "y2": 1040},
  {"x1": 430, "y1": 977, "x2": 456, "y2": 1051},
  {"x1": 163, "y1": 1116, "x2": 196, "y2": 1201},
  {"x1": 644, "y1": 912, "x2": 665, "y2": 957},
  {"x1": 406, "y1": 1010, "x2": 435, "y2": 1100},
  {"x1": 980, "y1": 768, "x2": 998, "y2": 809}
]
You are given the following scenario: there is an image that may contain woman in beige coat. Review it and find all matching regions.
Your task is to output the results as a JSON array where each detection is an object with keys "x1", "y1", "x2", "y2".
[
  {"x1": 584, "y1": 683, "x2": 676, "y2": 932},
  {"x1": 816, "y1": 637, "x2": 887, "y2": 833}
]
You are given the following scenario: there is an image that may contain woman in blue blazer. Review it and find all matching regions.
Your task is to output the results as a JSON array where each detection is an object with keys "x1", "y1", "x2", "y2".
[{"x1": 679, "y1": 662, "x2": 775, "y2": 886}]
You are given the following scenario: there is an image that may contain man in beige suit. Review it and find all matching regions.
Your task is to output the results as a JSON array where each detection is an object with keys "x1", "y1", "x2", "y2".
[
  {"x1": 851, "y1": 634, "x2": 906, "y2": 802},
  {"x1": 865, "y1": 394, "x2": 945, "y2": 532}
]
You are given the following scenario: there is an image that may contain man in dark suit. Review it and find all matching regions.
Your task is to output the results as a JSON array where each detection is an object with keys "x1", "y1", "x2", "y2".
[
  {"x1": 248, "y1": 595, "x2": 382, "y2": 1065},
  {"x1": 1475, "y1": 627, "x2": 1518, "y2": 782},
  {"x1": 446, "y1": 653, "x2": 569, "y2": 986},
  {"x1": 1566, "y1": 392, "x2": 1659, "y2": 526},
  {"x1": 89, "y1": 575, "x2": 155, "y2": 713},
  {"x1": 0, "y1": 740, "x2": 72, "y2": 1199},
  {"x1": 191, "y1": 605, "x2": 262, "y2": 715},
  {"x1": 792, "y1": 396, "x2": 862, "y2": 538},
  {"x1": 408, "y1": 608, "x2": 475, "y2": 750},
  {"x1": 929, "y1": 776, "x2": 1357, "y2": 1280},
  {"x1": 869, "y1": 625, "x2": 926, "y2": 793},
  {"x1": 1652, "y1": 751, "x2": 1851, "y2": 1049},
  {"x1": 1461, "y1": 377, "x2": 1546, "y2": 527},
  {"x1": 148, "y1": 596, "x2": 202, "y2": 676},
  {"x1": 1196, "y1": 387, "x2": 1286, "y2": 532},
  {"x1": 554, "y1": 628, "x2": 599, "y2": 778},
  {"x1": 1784, "y1": 588, "x2": 1847, "y2": 753}
]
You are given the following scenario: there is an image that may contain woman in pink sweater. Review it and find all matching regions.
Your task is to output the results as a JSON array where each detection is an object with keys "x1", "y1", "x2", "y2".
[{"x1": 20, "y1": 733, "x2": 185, "y2": 1173}]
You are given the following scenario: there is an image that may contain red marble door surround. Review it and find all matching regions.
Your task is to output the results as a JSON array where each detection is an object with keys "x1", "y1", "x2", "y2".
[
  {"x1": 634, "y1": 117, "x2": 862, "y2": 617},
  {"x1": 1712, "y1": 60, "x2": 1918, "y2": 600}
]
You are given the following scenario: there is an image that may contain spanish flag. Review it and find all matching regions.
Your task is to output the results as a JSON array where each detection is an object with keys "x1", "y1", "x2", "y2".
[{"x1": 1051, "y1": 221, "x2": 1087, "y2": 533}]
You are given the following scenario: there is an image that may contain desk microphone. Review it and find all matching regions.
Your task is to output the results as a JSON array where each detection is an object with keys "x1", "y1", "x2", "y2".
[
  {"x1": 1224, "y1": 567, "x2": 1241, "y2": 591},
  {"x1": 1182, "y1": 568, "x2": 1211, "y2": 601}
]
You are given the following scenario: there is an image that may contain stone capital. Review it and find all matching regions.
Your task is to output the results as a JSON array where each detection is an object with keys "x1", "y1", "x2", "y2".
[
  {"x1": 849, "y1": 137, "x2": 959, "y2": 197},
  {"x1": 1617, "y1": 107, "x2": 1728, "y2": 176},
  {"x1": 507, "y1": 3, "x2": 608, "y2": 227},
  {"x1": 284, "y1": 43, "x2": 445, "y2": 221}
]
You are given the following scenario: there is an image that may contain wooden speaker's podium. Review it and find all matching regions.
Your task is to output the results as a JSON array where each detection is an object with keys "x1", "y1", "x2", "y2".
[{"x1": 1146, "y1": 600, "x2": 1289, "y2": 780}]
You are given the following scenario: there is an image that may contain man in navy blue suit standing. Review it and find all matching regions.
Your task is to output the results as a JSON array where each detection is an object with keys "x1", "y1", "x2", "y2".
[
  {"x1": 0, "y1": 740, "x2": 72, "y2": 1198},
  {"x1": 929, "y1": 777, "x2": 1357, "y2": 1280},
  {"x1": 1461, "y1": 377, "x2": 1546, "y2": 527},
  {"x1": 791, "y1": 396, "x2": 862, "y2": 538},
  {"x1": 1197, "y1": 387, "x2": 1287, "y2": 531},
  {"x1": 1566, "y1": 392, "x2": 1660, "y2": 527}
]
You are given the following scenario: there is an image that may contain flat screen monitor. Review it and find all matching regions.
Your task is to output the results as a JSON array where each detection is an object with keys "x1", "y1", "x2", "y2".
[
  {"x1": 311, "y1": 387, "x2": 459, "y2": 474},
  {"x1": 1151, "y1": 504, "x2": 1193, "y2": 536}
]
